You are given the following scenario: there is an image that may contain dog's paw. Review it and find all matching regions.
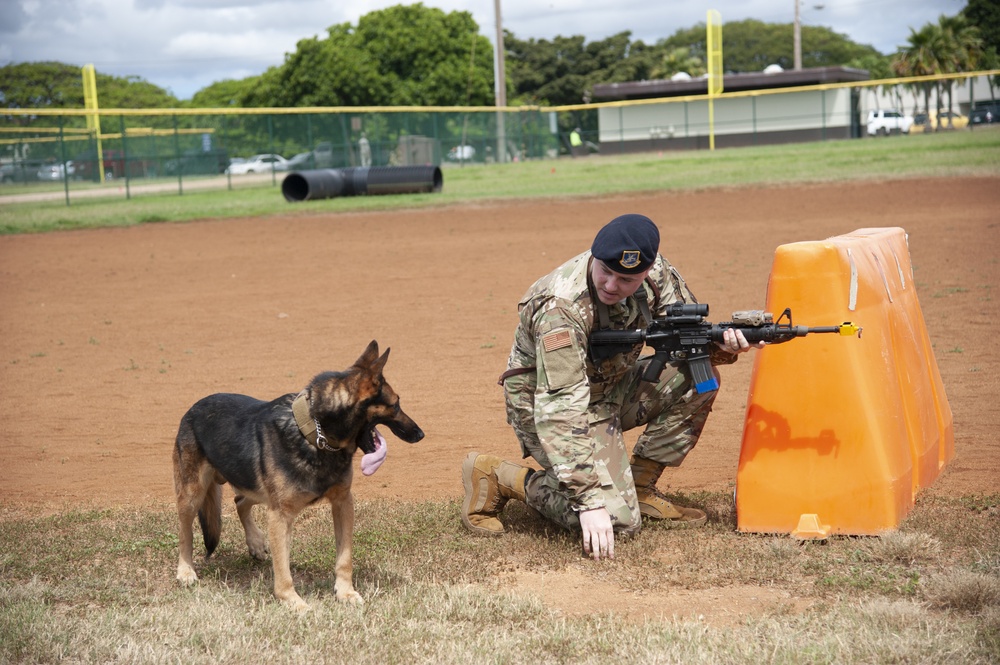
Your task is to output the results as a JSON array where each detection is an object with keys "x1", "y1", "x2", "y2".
[
  {"x1": 176, "y1": 565, "x2": 199, "y2": 586},
  {"x1": 282, "y1": 595, "x2": 311, "y2": 613},
  {"x1": 335, "y1": 587, "x2": 365, "y2": 605},
  {"x1": 247, "y1": 538, "x2": 270, "y2": 561}
]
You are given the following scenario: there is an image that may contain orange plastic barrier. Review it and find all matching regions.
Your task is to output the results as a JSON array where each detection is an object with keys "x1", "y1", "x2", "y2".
[{"x1": 736, "y1": 227, "x2": 953, "y2": 537}]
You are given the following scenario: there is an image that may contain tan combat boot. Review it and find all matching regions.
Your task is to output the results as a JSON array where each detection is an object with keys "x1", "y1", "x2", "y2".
[
  {"x1": 461, "y1": 452, "x2": 529, "y2": 536},
  {"x1": 630, "y1": 455, "x2": 707, "y2": 527}
]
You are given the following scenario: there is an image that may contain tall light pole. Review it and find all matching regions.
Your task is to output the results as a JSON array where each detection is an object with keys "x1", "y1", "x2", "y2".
[{"x1": 493, "y1": 0, "x2": 507, "y2": 163}]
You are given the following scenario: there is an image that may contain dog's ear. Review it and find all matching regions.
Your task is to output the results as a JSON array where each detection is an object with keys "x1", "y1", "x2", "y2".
[
  {"x1": 355, "y1": 340, "x2": 380, "y2": 368},
  {"x1": 371, "y1": 347, "x2": 390, "y2": 376}
]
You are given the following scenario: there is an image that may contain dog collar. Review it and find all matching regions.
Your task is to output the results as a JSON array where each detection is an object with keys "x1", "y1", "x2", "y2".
[{"x1": 292, "y1": 390, "x2": 339, "y2": 451}]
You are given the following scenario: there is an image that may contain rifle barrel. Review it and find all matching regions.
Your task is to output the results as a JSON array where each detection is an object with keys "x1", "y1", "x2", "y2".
[{"x1": 803, "y1": 323, "x2": 863, "y2": 337}]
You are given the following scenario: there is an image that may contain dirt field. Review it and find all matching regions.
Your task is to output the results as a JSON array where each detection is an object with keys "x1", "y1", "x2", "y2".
[{"x1": 1, "y1": 177, "x2": 997, "y2": 620}]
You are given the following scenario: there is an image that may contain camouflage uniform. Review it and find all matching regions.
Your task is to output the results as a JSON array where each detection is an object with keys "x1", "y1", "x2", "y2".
[{"x1": 502, "y1": 250, "x2": 737, "y2": 535}]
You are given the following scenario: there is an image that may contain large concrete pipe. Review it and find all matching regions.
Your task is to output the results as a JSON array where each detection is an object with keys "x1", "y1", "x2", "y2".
[{"x1": 282, "y1": 166, "x2": 443, "y2": 202}]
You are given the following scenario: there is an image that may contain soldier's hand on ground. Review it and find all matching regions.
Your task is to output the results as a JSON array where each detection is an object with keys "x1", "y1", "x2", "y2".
[{"x1": 579, "y1": 507, "x2": 615, "y2": 561}]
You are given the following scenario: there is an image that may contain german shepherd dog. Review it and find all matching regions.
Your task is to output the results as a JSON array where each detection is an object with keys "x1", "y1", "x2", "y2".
[{"x1": 173, "y1": 341, "x2": 424, "y2": 611}]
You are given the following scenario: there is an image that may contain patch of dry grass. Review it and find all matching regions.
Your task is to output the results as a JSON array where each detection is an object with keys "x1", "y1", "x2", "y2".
[
  {"x1": 925, "y1": 570, "x2": 1000, "y2": 612},
  {"x1": 1, "y1": 492, "x2": 998, "y2": 663}
]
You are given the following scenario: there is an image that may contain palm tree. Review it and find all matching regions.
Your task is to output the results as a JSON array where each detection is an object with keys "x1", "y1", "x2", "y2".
[
  {"x1": 893, "y1": 24, "x2": 945, "y2": 130},
  {"x1": 894, "y1": 16, "x2": 985, "y2": 131},
  {"x1": 853, "y1": 54, "x2": 907, "y2": 114},
  {"x1": 937, "y1": 14, "x2": 984, "y2": 128}
]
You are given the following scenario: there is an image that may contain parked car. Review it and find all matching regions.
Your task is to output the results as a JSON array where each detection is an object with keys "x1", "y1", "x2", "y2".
[
  {"x1": 36, "y1": 161, "x2": 76, "y2": 181},
  {"x1": 225, "y1": 154, "x2": 289, "y2": 175},
  {"x1": 312, "y1": 142, "x2": 334, "y2": 168},
  {"x1": 1, "y1": 160, "x2": 45, "y2": 183},
  {"x1": 74, "y1": 150, "x2": 159, "y2": 181},
  {"x1": 970, "y1": 108, "x2": 996, "y2": 126},
  {"x1": 286, "y1": 151, "x2": 317, "y2": 171},
  {"x1": 911, "y1": 110, "x2": 969, "y2": 133},
  {"x1": 164, "y1": 149, "x2": 230, "y2": 176},
  {"x1": 447, "y1": 145, "x2": 475, "y2": 161},
  {"x1": 866, "y1": 109, "x2": 913, "y2": 136}
]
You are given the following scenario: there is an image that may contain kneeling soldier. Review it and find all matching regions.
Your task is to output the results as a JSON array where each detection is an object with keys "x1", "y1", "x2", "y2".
[{"x1": 463, "y1": 213, "x2": 760, "y2": 559}]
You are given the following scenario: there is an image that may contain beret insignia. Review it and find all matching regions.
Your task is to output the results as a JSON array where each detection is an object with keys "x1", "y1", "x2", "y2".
[{"x1": 620, "y1": 250, "x2": 641, "y2": 269}]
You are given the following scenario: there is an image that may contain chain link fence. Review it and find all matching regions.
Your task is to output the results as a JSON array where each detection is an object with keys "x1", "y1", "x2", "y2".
[
  {"x1": 2, "y1": 71, "x2": 996, "y2": 204},
  {"x1": 0, "y1": 107, "x2": 559, "y2": 200}
]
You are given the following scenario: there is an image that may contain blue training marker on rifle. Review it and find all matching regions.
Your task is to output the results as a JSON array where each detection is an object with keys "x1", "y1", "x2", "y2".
[
  {"x1": 695, "y1": 375, "x2": 720, "y2": 394},
  {"x1": 690, "y1": 357, "x2": 720, "y2": 394}
]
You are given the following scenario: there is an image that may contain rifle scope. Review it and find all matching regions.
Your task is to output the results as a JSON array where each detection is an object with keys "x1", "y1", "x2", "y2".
[{"x1": 664, "y1": 303, "x2": 709, "y2": 317}]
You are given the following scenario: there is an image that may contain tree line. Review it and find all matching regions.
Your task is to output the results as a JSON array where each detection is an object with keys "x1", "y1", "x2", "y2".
[
  {"x1": 2, "y1": 0, "x2": 996, "y2": 115},
  {"x1": 892, "y1": 11, "x2": 995, "y2": 129}
]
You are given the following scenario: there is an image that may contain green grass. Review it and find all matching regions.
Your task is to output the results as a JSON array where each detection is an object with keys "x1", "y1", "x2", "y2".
[
  {"x1": 1, "y1": 129, "x2": 998, "y2": 235},
  {"x1": 1, "y1": 493, "x2": 998, "y2": 663}
]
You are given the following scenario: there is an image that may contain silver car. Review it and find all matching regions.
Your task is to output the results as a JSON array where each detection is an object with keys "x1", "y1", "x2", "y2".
[
  {"x1": 225, "y1": 154, "x2": 289, "y2": 175},
  {"x1": 37, "y1": 161, "x2": 75, "y2": 181}
]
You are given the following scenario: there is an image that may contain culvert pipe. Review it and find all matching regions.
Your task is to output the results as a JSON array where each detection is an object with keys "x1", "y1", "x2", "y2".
[{"x1": 282, "y1": 166, "x2": 443, "y2": 202}]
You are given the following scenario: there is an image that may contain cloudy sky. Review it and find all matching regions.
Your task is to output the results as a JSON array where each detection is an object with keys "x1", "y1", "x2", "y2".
[{"x1": 2, "y1": 0, "x2": 962, "y2": 100}]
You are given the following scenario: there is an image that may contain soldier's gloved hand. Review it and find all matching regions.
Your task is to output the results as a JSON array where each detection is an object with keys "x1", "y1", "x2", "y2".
[{"x1": 579, "y1": 507, "x2": 615, "y2": 561}]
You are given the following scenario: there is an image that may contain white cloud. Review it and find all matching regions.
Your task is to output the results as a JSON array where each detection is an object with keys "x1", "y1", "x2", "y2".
[{"x1": 161, "y1": 29, "x2": 296, "y2": 71}]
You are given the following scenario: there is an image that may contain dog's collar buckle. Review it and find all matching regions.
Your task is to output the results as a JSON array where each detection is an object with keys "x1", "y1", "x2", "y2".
[{"x1": 314, "y1": 421, "x2": 336, "y2": 451}]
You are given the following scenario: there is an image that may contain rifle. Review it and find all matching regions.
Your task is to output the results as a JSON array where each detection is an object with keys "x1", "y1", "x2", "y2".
[{"x1": 589, "y1": 304, "x2": 862, "y2": 394}]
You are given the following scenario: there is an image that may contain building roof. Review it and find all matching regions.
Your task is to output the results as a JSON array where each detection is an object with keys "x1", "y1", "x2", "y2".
[{"x1": 592, "y1": 66, "x2": 871, "y2": 101}]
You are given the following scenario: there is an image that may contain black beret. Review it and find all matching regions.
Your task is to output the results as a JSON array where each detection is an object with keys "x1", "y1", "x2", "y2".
[{"x1": 591, "y1": 214, "x2": 660, "y2": 274}]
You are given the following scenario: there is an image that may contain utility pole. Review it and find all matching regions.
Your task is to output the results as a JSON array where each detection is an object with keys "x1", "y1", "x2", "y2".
[
  {"x1": 794, "y1": 0, "x2": 802, "y2": 70},
  {"x1": 493, "y1": 0, "x2": 507, "y2": 163}
]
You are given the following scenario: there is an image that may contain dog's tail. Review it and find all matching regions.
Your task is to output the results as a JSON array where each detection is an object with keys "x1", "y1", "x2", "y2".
[{"x1": 197, "y1": 481, "x2": 223, "y2": 557}]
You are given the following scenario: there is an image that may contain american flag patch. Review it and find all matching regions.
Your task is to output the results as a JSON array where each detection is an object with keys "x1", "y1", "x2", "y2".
[{"x1": 542, "y1": 330, "x2": 572, "y2": 352}]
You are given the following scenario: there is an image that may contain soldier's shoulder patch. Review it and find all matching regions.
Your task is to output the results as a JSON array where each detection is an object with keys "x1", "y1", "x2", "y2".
[{"x1": 542, "y1": 329, "x2": 573, "y2": 352}]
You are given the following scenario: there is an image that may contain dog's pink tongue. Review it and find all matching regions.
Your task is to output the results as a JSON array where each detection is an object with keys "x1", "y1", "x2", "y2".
[{"x1": 361, "y1": 429, "x2": 387, "y2": 476}]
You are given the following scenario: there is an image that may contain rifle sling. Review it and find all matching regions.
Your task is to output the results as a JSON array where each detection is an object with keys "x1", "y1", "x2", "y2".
[{"x1": 497, "y1": 366, "x2": 534, "y2": 386}]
